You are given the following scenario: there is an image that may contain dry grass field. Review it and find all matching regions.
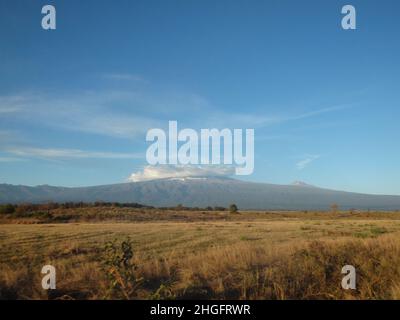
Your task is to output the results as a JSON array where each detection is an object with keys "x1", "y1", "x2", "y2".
[{"x1": 1, "y1": 207, "x2": 400, "y2": 299}]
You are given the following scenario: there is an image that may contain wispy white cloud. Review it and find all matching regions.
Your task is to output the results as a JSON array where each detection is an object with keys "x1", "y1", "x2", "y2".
[
  {"x1": 287, "y1": 105, "x2": 352, "y2": 121},
  {"x1": 296, "y1": 154, "x2": 320, "y2": 170},
  {"x1": 206, "y1": 104, "x2": 354, "y2": 130},
  {"x1": 0, "y1": 91, "x2": 162, "y2": 139},
  {"x1": 0, "y1": 156, "x2": 25, "y2": 162},
  {"x1": 127, "y1": 165, "x2": 234, "y2": 182},
  {"x1": 0, "y1": 89, "x2": 354, "y2": 143},
  {"x1": 6, "y1": 146, "x2": 142, "y2": 160},
  {"x1": 0, "y1": 90, "x2": 219, "y2": 140},
  {"x1": 0, "y1": 94, "x2": 30, "y2": 113},
  {"x1": 68, "y1": 113, "x2": 159, "y2": 139}
]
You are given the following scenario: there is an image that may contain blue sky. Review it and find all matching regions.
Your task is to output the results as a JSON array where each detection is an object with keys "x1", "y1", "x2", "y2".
[{"x1": 0, "y1": 0, "x2": 400, "y2": 194}]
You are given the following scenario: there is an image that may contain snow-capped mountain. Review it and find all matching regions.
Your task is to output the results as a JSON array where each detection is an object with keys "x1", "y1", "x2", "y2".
[{"x1": 291, "y1": 181, "x2": 316, "y2": 187}]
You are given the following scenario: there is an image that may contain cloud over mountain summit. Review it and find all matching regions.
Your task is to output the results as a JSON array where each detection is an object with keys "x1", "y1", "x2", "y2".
[{"x1": 127, "y1": 165, "x2": 235, "y2": 182}]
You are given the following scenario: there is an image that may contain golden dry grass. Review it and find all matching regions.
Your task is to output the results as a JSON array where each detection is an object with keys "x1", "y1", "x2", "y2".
[{"x1": 1, "y1": 209, "x2": 400, "y2": 299}]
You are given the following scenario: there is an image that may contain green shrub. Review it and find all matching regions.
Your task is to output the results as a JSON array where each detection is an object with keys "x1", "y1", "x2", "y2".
[
  {"x1": 102, "y1": 239, "x2": 143, "y2": 299},
  {"x1": 229, "y1": 204, "x2": 238, "y2": 214}
]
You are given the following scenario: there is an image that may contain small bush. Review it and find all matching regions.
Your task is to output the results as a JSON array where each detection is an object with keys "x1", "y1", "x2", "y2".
[
  {"x1": 102, "y1": 239, "x2": 143, "y2": 299},
  {"x1": 370, "y1": 227, "x2": 388, "y2": 236},
  {"x1": 229, "y1": 204, "x2": 238, "y2": 214}
]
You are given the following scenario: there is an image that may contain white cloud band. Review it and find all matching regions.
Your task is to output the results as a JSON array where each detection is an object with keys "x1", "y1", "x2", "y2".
[{"x1": 127, "y1": 165, "x2": 234, "y2": 182}]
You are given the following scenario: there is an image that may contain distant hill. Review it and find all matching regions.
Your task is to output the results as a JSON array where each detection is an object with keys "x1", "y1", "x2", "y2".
[{"x1": 1, "y1": 177, "x2": 400, "y2": 210}]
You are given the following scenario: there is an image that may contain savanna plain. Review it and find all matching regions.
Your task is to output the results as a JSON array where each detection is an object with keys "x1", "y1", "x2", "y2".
[{"x1": 1, "y1": 204, "x2": 400, "y2": 300}]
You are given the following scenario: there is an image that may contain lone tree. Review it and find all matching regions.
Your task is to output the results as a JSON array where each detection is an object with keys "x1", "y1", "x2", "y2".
[
  {"x1": 330, "y1": 203, "x2": 339, "y2": 214},
  {"x1": 229, "y1": 204, "x2": 238, "y2": 214}
]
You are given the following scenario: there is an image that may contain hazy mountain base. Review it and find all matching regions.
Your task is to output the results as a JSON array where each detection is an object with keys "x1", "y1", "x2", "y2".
[
  {"x1": 1, "y1": 209, "x2": 400, "y2": 299},
  {"x1": 2, "y1": 177, "x2": 400, "y2": 210}
]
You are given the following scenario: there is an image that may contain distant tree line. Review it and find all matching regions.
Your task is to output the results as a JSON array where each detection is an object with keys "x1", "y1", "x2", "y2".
[
  {"x1": 159, "y1": 204, "x2": 230, "y2": 212},
  {"x1": 0, "y1": 201, "x2": 153, "y2": 214},
  {"x1": 0, "y1": 202, "x2": 239, "y2": 214}
]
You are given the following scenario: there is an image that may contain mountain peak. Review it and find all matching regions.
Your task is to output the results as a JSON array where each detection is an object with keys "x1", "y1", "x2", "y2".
[{"x1": 291, "y1": 181, "x2": 315, "y2": 187}]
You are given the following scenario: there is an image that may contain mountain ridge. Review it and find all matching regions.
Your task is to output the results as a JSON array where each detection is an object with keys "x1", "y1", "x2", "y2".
[{"x1": 1, "y1": 177, "x2": 400, "y2": 210}]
